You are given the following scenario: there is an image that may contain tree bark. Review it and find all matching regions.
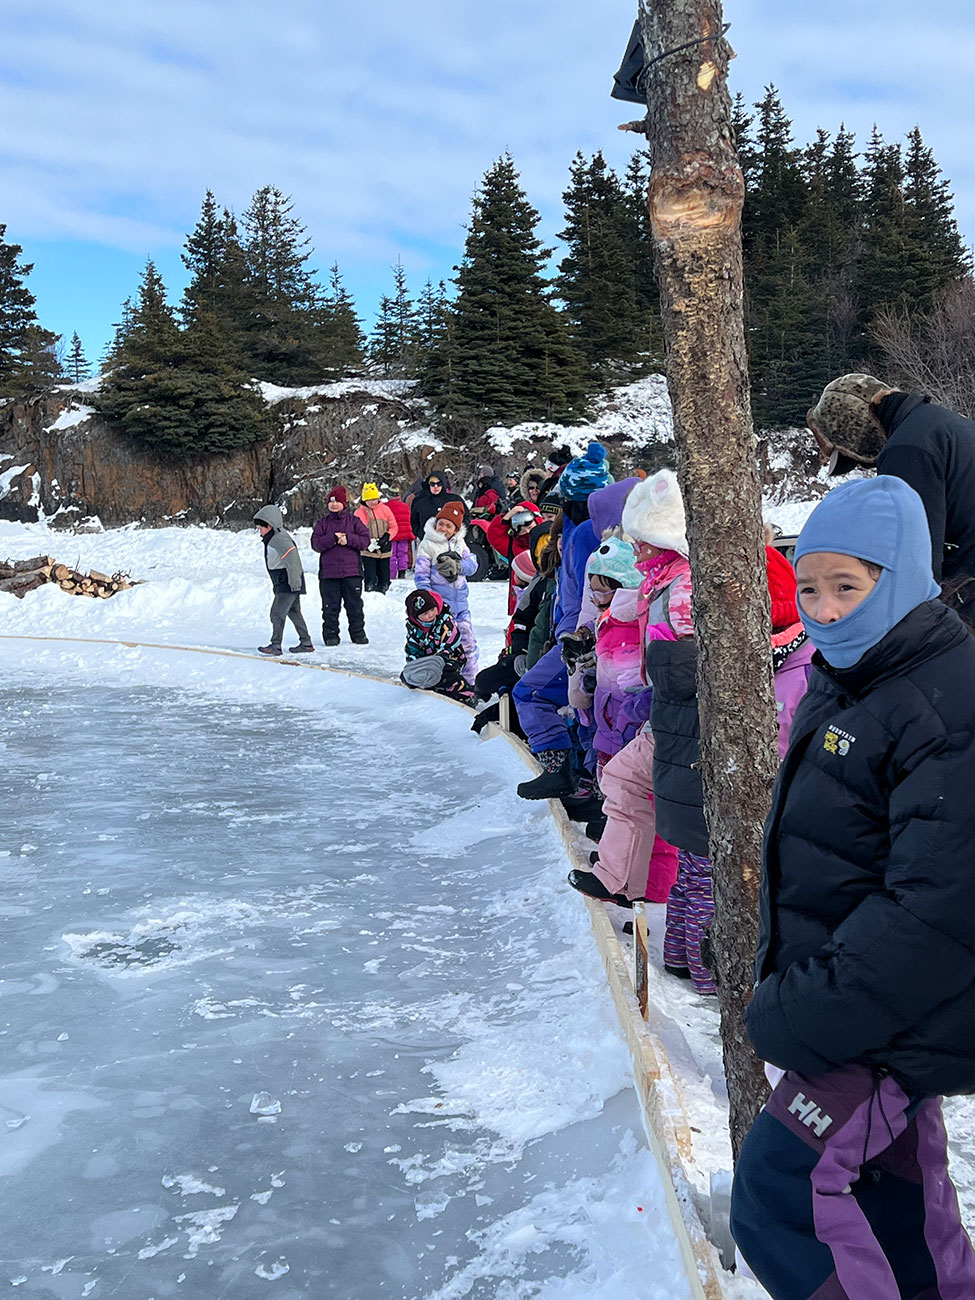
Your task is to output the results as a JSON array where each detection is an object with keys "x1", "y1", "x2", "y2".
[{"x1": 637, "y1": 0, "x2": 778, "y2": 1159}]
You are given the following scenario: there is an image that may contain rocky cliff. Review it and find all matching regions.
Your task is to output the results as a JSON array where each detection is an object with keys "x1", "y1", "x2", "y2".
[{"x1": 0, "y1": 379, "x2": 442, "y2": 529}]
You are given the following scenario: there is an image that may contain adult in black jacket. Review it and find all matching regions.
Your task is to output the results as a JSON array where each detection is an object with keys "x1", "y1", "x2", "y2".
[
  {"x1": 731, "y1": 475, "x2": 975, "y2": 1300},
  {"x1": 409, "y1": 473, "x2": 468, "y2": 541},
  {"x1": 807, "y1": 373, "x2": 975, "y2": 619}
]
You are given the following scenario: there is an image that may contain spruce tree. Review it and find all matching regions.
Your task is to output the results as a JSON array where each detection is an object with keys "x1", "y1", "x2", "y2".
[
  {"x1": 621, "y1": 150, "x2": 665, "y2": 362},
  {"x1": 318, "y1": 263, "x2": 364, "y2": 377},
  {"x1": 857, "y1": 128, "x2": 912, "y2": 341},
  {"x1": 0, "y1": 225, "x2": 60, "y2": 396},
  {"x1": 66, "y1": 331, "x2": 91, "y2": 384},
  {"x1": 98, "y1": 261, "x2": 267, "y2": 458},
  {"x1": 556, "y1": 151, "x2": 646, "y2": 377},
  {"x1": 181, "y1": 194, "x2": 251, "y2": 364},
  {"x1": 239, "y1": 185, "x2": 323, "y2": 383},
  {"x1": 368, "y1": 262, "x2": 416, "y2": 375},
  {"x1": 902, "y1": 127, "x2": 969, "y2": 308},
  {"x1": 427, "y1": 154, "x2": 587, "y2": 427}
]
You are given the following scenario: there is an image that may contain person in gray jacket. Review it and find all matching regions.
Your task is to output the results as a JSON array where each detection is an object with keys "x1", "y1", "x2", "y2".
[{"x1": 253, "y1": 505, "x2": 314, "y2": 656}]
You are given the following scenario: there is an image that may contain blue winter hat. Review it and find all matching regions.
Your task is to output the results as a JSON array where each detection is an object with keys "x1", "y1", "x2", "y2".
[
  {"x1": 793, "y1": 476, "x2": 940, "y2": 668},
  {"x1": 586, "y1": 536, "x2": 642, "y2": 589},
  {"x1": 557, "y1": 441, "x2": 612, "y2": 501}
]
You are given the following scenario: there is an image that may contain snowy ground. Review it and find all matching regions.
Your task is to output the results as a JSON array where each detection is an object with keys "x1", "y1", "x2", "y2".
[{"x1": 0, "y1": 521, "x2": 695, "y2": 1300}]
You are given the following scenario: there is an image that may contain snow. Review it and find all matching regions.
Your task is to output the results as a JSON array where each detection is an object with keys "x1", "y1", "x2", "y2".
[
  {"x1": 258, "y1": 378, "x2": 418, "y2": 406},
  {"x1": 42, "y1": 404, "x2": 97, "y2": 433},
  {"x1": 0, "y1": 518, "x2": 695, "y2": 1299},
  {"x1": 487, "y1": 374, "x2": 674, "y2": 459},
  {"x1": 0, "y1": 463, "x2": 31, "y2": 499}
]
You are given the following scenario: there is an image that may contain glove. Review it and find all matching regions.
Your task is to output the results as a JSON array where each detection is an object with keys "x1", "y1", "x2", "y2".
[
  {"x1": 435, "y1": 551, "x2": 462, "y2": 580},
  {"x1": 580, "y1": 668, "x2": 597, "y2": 696},
  {"x1": 559, "y1": 626, "x2": 595, "y2": 670},
  {"x1": 379, "y1": 532, "x2": 391, "y2": 551},
  {"x1": 512, "y1": 653, "x2": 527, "y2": 677}
]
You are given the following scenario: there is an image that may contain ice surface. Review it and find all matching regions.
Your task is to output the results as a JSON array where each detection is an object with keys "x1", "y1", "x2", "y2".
[{"x1": 0, "y1": 625, "x2": 694, "y2": 1300}]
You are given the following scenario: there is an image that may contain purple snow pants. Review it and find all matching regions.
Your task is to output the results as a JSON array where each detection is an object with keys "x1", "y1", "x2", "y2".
[
  {"x1": 731, "y1": 1062, "x2": 975, "y2": 1300},
  {"x1": 390, "y1": 539, "x2": 411, "y2": 577},
  {"x1": 662, "y1": 848, "x2": 715, "y2": 994}
]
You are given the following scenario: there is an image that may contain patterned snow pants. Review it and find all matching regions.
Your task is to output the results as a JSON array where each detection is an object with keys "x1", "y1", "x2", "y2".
[
  {"x1": 662, "y1": 848, "x2": 716, "y2": 994},
  {"x1": 732, "y1": 1063, "x2": 975, "y2": 1300}
]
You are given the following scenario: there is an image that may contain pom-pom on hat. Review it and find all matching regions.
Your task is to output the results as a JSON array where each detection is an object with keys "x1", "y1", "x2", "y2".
[
  {"x1": 557, "y1": 441, "x2": 611, "y2": 501},
  {"x1": 587, "y1": 536, "x2": 642, "y2": 589},
  {"x1": 621, "y1": 469, "x2": 688, "y2": 555},
  {"x1": 436, "y1": 501, "x2": 465, "y2": 532},
  {"x1": 327, "y1": 485, "x2": 348, "y2": 506},
  {"x1": 361, "y1": 482, "x2": 381, "y2": 502},
  {"x1": 807, "y1": 374, "x2": 891, "y2": 469}
]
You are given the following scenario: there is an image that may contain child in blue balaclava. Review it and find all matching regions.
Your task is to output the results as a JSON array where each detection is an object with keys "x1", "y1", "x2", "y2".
[{"x1": 731, "y1": 475, "x2": 975, "y2": 1300}]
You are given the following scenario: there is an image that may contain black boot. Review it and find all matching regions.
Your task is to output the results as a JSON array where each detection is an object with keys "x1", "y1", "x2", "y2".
[
  {"x1": 566, "y1": 868, "x2": 631, "y2": 908},
  {"x1": 516, "y1": 750, "x2": 575, "y2": 800},
  {"x1": 560, "y1": 790, "x2": 604, "y2": 824},
  {"x1": 585, "y1": 812, "x2": 607, "y2": 842}
]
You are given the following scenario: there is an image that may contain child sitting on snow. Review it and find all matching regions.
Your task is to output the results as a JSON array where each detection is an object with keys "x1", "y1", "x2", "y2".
[
  {"x1": 413, "y1": 501, "x2": 479, "y2": 682},
  {"x1": 401, "y1": 589, "x2": 474, "y2": 704}
]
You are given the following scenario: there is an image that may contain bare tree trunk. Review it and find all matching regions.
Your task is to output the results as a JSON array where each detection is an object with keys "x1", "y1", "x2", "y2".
[{"x1": 637, "y1": 0, "x2": 778, "y2": 1159}]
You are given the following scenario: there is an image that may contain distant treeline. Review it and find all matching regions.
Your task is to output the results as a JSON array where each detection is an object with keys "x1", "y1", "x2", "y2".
[{"x1": 0, "y1": 86, "x2": 968, "y2": 457}]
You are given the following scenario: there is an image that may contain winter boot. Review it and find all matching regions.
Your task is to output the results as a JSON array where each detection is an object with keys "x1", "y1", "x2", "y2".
[
  {"x1": 350, "y1": 634, "x2": 369, "y2": 645},
  {"x1": 323, "y1": 636, "x2": 340, "y2": 647},
  {"x1": 288, "y1": 643, "x2": 315, "y2": 653},
  {"x1": 585, "y1": 811, "x2": 607, "y2": 842},
  {"x1": 258, "y1": 644, "x2": 282, "y2": 656},
  {"x1": 566, "y1": 868, "x2": 631, "y2": 908},
  {"x1": 560, "y1": 789, "x2": 604, "y2": 824},
  {"x1": 516, "y1": 750, "x2": 575, "y2": 800}
]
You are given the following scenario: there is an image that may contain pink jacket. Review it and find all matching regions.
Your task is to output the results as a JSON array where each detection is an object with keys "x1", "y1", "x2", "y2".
[{"x1": 354, "y1": 502, "x2": 399, "y2": 558}]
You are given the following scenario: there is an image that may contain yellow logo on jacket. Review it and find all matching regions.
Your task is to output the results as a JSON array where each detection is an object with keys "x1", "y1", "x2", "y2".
[{"x1": 823, "y1": 727, "x2": 855, "y2": 756}]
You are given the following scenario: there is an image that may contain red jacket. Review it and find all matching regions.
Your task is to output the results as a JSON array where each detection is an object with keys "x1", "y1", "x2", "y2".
[
  {"x1": 485, "y1": 503, "x2": 542, "y2": 560},
  {"x1": 387, "y1": 497, "x2": 414, "y2": 541}
]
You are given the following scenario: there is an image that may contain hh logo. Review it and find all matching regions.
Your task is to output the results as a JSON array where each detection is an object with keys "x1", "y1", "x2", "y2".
[
  {"x1": 788, "y1": 1091, "x2": 834, "y2": 1137},
  {"x1": 823, "y1": 727, "x2": 855, "y2": 756}
]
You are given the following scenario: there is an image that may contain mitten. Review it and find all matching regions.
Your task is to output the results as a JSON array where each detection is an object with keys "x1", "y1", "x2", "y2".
[
  {"x1": 435, "y1": 551, "x2": 462, "y2": 580},
  {"x1": 379, "y1": 532, "x2": 391, "y2": 551},
  {"x1": 559, "y1": 626, "x2": 595, "y2": 670}
]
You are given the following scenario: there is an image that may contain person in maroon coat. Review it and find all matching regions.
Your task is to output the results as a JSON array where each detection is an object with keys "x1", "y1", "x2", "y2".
[{"x1": 310, "y1": 486, "x2": 371, "y2": 646}]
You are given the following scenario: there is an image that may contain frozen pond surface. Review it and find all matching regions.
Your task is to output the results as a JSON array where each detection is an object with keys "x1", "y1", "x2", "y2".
[{"x1": 0, "y1": 647, "x2": 691, "y2": 1300}]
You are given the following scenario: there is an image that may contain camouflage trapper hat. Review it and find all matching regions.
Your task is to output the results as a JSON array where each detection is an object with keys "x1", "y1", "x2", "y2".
[{"x1": 807, "y1": 374, "x2": 891, "y2": 469}]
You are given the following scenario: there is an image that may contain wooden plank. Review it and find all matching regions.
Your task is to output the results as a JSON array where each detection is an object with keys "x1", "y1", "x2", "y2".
[{"x1": 633, "y1": 900, "x2": 650, "y2": 1020}]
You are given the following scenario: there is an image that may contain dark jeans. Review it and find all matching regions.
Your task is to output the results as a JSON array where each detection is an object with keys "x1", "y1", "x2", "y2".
[
  {"x1": 320, "y1": 576, "x2": 365, "y2": 640},
  {"x1": 361, "y1": 555, "x2": 390, "y2": 592},
  {"x1": 269, "y1": 592, "x2": 311, "y2": 649}
]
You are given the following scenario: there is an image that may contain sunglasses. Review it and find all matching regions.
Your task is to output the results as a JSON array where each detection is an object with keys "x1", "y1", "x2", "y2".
[{"x1": 429, "y1": 481, "x2": 443, "y2": 488}]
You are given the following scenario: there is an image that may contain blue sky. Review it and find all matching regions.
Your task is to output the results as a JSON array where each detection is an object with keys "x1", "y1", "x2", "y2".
[{"x1": 3, "y1": 0, "x2": 975, "y2": 363}]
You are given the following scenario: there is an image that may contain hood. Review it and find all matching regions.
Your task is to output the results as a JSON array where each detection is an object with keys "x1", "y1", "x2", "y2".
[
  {"x1": 588, "y1": 477, "x2": 640, "y2": 538},
  {"x1": 254, "y1": 504, "x2": 284, "y2": 530},
  {"x1": 520, "y1": 467, "x2": 546, "y2": 500}
]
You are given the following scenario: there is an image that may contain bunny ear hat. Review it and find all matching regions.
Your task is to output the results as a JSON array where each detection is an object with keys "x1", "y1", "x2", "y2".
[{"x1": 620, "y1": 469, "x2": 688, "y2": 555}]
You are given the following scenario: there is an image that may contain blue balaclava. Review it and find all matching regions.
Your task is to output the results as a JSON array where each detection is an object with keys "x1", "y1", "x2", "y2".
[
  {"x1": 558, "y1": 441, "x2": 612, "y2": 501},
  {"x1": 793, "y1": 476, "x2": 940, "y2": 668}
]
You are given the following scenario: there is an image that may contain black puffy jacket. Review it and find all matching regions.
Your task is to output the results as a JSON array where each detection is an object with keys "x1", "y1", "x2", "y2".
[
  {"x1": 645, "y1": 639, "x2": 708, "y2": 857},
  {"x1": 748, "y1": 601, "x2": 975, "y2": 1096}
]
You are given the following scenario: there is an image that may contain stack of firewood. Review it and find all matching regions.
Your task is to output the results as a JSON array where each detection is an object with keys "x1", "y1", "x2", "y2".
[{"x1": 0, "y1": 554, "x2": 140, "y2": 599}]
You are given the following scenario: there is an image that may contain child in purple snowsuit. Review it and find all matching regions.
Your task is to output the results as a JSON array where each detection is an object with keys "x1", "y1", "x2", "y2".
[{"x1": 413, "y1": 500, "x2": 479, "y2": 683}]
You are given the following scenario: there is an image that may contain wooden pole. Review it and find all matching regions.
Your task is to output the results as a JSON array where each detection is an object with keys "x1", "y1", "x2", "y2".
[{"x1": 636, "y1": 0, "x2": 777, "y2": 1158}]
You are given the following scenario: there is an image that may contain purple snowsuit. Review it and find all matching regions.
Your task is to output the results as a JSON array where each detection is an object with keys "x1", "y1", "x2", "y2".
[{"x1": 513, "y1": 478, "x2": 640, "y2": 754}]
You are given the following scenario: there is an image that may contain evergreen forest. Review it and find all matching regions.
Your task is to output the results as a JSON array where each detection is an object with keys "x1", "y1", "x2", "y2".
[{"x1": 0, "y1": 86, "x2": 970, "y2": 458}]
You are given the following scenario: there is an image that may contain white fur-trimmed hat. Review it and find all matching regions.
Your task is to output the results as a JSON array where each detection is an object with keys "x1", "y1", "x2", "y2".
[{"x1": 621, "y1": 469, "x2": 688, "y2": 555}]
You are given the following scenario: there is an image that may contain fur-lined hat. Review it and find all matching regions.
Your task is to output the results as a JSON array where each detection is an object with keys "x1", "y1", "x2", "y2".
[
  {"x1": 807, "y1": 374, "x2": 892, "y2": 470},
  {"x1": 621, "y1": 469, "x2": 688, "y2": 555}
]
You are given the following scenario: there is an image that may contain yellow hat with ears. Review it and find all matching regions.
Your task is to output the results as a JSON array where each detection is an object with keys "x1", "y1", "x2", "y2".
[{"x1": 361, "y1": 483, "x2": 380, "y2": 502}]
